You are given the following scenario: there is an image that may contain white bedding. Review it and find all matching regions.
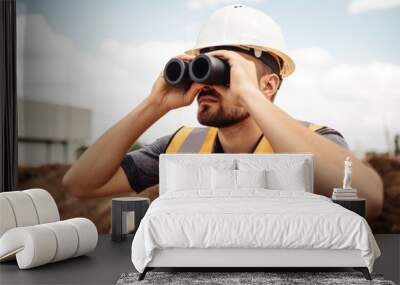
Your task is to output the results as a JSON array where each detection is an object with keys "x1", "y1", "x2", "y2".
[{"x1": 131, "y1": 190, "x2": 380, "y2": 273}]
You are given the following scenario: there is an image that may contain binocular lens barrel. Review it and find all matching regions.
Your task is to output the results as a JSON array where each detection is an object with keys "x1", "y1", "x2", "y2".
[
  {"x1": 163, "y1": 55, "x2": 230, "y2": 88},
  {"x1": 189, "y1": 55, "x2": 230, "y2": 86},
  {"x1": 163, "y1": 58, "x2": 192, "y2": 89}
]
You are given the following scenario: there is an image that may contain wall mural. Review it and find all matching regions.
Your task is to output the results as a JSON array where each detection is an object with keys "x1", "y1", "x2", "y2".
[{"x1": 16, "y1": 0, "x2": 400, "y2": 233}]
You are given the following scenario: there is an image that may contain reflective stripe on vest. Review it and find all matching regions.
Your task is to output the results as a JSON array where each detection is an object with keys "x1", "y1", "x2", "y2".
[{"x1": 165, "y1": 122, "x2": 323, "y2": 154}]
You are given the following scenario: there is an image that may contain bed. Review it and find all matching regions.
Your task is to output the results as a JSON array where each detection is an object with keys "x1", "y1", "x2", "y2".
[{"x1": 131, "y1": 154, "x2": 380, "y2": 280}]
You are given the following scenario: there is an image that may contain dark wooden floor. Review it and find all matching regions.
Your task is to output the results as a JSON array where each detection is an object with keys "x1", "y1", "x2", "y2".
[{"x1": 0, "y1": 234, "x2": 398, "y2": 284}]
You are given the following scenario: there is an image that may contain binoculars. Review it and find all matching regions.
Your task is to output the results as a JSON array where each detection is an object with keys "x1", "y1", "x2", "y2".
[{"x1": 163, "y1": 54, "x2": 230, "y2": 89}]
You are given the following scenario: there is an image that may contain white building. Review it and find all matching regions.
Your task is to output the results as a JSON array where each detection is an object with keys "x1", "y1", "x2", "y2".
[{"x1": 18, "y1": 99, "x2": 91, "y2": 166}]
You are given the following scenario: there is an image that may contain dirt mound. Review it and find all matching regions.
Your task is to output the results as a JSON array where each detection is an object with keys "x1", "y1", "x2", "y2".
[
  {"x1": 18, "y1": 164, "x2": 158, "y2": 233},
  {"x1": 366, "y1": 155, "x2": 400, "y2": 233}
]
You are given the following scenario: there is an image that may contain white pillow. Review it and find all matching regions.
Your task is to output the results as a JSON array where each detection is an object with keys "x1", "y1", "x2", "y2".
[
  {"x1": 237, "y1": 159, "x2": 308, "y2": 192},
  {"x1": 266, "y1": 162, "x2": 307, "y2": 191},
  {"x1": 211, "y1": 168, "x2": 237, "y2": 190},
  {"x1": 211, "y1": 168, "x2": 268, "y2": 191},
  {"x1": 167, "y1": 162, "x2": 211, "y2": 191},
  {"x1": 236, "y1": 169, "x2": 268, "y2": 189}
]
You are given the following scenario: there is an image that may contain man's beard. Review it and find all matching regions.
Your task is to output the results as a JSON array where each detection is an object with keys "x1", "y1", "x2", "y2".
[{"x1": 197, "y1": 87, "x2": 249, "y2": 128}]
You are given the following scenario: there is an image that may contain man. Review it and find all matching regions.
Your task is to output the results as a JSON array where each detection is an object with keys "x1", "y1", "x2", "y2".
[{"x1": 63, "y1": 5, "x2": 383, "y2": 219}]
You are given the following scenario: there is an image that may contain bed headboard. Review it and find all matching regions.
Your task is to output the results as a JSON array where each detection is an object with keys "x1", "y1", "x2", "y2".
[{"x1": 159, "y1": 153, "x2": 314, "y2": 195}]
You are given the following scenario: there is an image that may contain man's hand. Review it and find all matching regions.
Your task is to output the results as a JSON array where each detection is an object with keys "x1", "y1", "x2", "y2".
[
  {"x1": 205, "y1": 50, "x2": 260, "y2": 107},
  {"x1": 147, "y1": 54, "x2": 205, "y2": 112}
]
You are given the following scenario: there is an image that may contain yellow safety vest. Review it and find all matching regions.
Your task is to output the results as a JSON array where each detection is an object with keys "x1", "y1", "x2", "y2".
[{"x1": 166, "y1": 122, "x2": 324, "y2": 154}]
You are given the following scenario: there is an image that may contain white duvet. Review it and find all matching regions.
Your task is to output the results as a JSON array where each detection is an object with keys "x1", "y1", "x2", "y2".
[{"x1": 131, "y1": 190, "x2": 380, "y2": 273}]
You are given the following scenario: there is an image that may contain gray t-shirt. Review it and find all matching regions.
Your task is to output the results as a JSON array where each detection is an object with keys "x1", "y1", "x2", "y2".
[{"x1": 121, "y1": 125, "x2": 348, "y2": 193}]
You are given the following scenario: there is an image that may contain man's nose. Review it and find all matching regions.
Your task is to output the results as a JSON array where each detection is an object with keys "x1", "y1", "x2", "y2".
[{"x1": 201, "y1": 86, "x2": 213, "y2": 93}]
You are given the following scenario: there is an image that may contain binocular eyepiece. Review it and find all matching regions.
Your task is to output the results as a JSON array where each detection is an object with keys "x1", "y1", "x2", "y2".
[{"x1": 163, "y1": 55, "x2": 230, "y2": 89}]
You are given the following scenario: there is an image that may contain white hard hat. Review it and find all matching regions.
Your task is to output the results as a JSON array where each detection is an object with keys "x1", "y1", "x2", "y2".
[{"x1": 185, "y1": 4, "x2": 295, "y2": 78}]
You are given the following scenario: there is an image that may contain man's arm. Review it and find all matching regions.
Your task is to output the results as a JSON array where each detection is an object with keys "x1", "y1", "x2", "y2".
[
  {"x1": 207, "y1": 49, "x2": 384, "y2": 220},
  {"x1": 63, "y1": 54, "x2": 202, "y2": 198},
  {"x1": 62, "y1": 100, "x2": 167, "y2": 198}
]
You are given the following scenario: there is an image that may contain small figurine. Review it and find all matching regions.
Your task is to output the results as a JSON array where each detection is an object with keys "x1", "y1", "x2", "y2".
[
  {"x1": 332, "y1": 157, "x2": 357, "y2": 199},
  {"x1": 342, "y1": 156, "x2": 352, "y2": 190}
]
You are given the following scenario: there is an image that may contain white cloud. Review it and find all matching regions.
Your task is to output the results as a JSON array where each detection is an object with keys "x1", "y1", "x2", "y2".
[
  {"x1": 290, "y1": 47, "x2": 333, "y2": 67},
  {"x1": 348, "y1": 0, "x2": 400, "y2": 14},
  {"x1": 276, "y1": 48, "x2": 400, "y2": 154},
  {"x1": 187, "y1": 0, "x2": 264, "y2": 10},
  {"x1": 17, "y1": 14, "x2": 400, "y2": 155}
]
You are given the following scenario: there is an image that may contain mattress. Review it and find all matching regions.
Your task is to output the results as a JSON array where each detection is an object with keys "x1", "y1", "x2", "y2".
[{"x1": 131, "y1": 190, "x2": 380, "y2": 273}]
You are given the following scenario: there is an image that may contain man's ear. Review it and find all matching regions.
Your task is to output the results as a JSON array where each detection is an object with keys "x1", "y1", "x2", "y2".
[{"x1": 259, "y1": 73, "x2": 280, "y2": 102}]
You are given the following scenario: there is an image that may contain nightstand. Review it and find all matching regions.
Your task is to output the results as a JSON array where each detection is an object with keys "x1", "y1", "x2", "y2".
[
  {"x1": 112, "y1": 197, "x2": 150, "y2": 242},
  {"x1": 332, "y1": 198, "x2": 366, "y2": 218}
]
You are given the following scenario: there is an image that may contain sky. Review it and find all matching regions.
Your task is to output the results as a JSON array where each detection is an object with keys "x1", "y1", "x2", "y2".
[{"x1": 16, "y1": 0, "x2": 400, "y2": 155}]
